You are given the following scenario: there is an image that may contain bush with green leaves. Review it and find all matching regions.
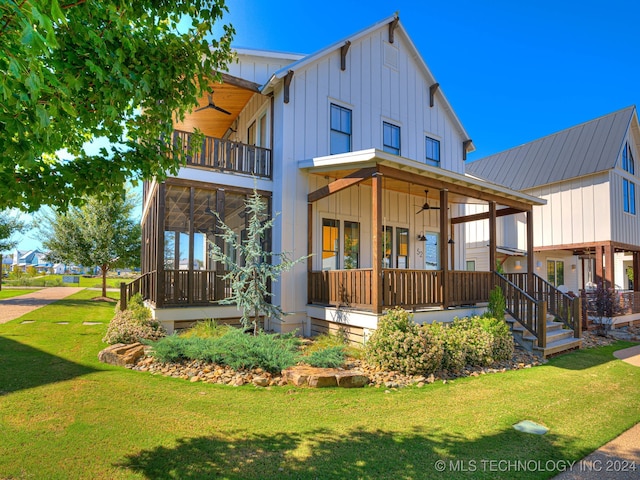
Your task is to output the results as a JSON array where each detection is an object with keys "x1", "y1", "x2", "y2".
[
  {"x1": 477, "y1": 315, "x2": 514, "y2": 361},
  {"x1": 487, "y1": 286, "x2": 506, "y2": 321},
  {"x1": 305, "y1": 346, "x2": 346, "y2": 368},
  {"x1": 179, "y1": 319, "x2": 232, "y2": 339},
  {"x1": 149, "y1": 328, "x2": 301, "y2": 374},
  {"x1": 103, "y1": 294, "x2": 166, "y2": 345},
  {"x1": 364, "y1": 308, "x2": 444, "y2": 375}
]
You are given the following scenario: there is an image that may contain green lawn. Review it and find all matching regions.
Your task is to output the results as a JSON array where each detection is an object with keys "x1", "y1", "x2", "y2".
[
  {"x1": 0, "y1": 288, "x2": 40, "y2": 299},
  {"x1": 0, "y1": 290, "x2": 638, "y2": 479},
  {"x1": 2, "y1": 274, "x2": 131, "y2": 289}
]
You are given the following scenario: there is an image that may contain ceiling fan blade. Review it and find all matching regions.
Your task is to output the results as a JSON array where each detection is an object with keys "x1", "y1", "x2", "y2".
[
  {"x1": 416, "y1": 207, "x2": 425, "y2": 214},
  {"x1": 212, "y1": 104, "x2": 232, "y2": 115},
  {"x1": 194, "y1": 105, "x2": 210, "y2": 112}
]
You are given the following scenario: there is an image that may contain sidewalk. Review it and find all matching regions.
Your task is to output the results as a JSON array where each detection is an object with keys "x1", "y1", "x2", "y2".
[
  {"x1": 553, "y1": 344, "x2": 640, "y2": 480},
  {"x1": 0, "y1": 287, "x2": 85, "y2": 324}
]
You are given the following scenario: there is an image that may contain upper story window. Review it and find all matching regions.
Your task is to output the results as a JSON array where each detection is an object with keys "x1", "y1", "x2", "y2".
[
  {"x1": 425, "y1": 136, "x2": 440, "y2": 165},
  {"x1": 623, "y1": 142, "x2": 636, "y2": 214},
  {"x1": 330, "y1": 104, "x2": 351, "y2": 155},
  {"x1": 623, "y1": 142, "x2": 635, "y2": 174},
  {"x1": 383, "y1": 122, "x2": 400, "y2": 155}
]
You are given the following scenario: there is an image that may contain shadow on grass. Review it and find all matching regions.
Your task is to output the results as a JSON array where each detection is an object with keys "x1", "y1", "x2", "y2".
[
  {"x1": 0, "y1": 336, "x2": 97, "y2": 395},
  {"x1": 547, "y1": 341, "x2": 638, "y2": 371},
  {"x1": 118, "y1": 427, "x2": 580, "y2": 479}
]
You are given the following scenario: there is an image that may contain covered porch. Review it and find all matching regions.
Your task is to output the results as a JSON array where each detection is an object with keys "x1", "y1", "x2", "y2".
[{"x1": 301, "y1": 149, "x2": 545, "y2": 314}]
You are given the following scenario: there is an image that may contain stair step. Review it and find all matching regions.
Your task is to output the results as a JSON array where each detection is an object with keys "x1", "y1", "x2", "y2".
[
  {"x1": 546, "y1": 328, "x2": 575, "y2": 343},
  {"x1": 546, "y1": 321, "x2": 564, "y2": 332},
  {"x1": 534, "y1": 337, "x2": 582, "y2": 357}
]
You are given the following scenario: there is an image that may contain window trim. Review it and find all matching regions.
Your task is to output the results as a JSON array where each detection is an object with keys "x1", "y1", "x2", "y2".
[{"x1": 330, "y1": 103, "x2": 352, "y2": 155}]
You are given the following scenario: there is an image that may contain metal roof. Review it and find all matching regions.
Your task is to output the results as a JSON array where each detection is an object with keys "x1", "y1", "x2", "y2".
[{"x1": 466, "y1": 106, "x2": 636, "y2": 190}]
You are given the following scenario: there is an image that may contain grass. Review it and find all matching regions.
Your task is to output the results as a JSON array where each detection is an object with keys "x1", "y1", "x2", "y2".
[
  {"x1": 0, "y1": 292, "x2": 639, "y2": 479},
  {"x1": 2, "y1": 274, "x2": 131, "y2": 289},
  {"x1": 0, "y1": 288, "x2": 40, "y2": 300}
]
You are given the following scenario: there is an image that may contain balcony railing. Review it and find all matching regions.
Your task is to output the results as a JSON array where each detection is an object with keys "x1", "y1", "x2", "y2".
[{"x1": 173, "y1": 130, "x2": 272, "y2": 179}]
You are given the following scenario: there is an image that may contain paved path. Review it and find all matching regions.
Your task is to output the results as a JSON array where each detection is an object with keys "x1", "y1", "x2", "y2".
[
  {"x1": 0, "y1": 287, "x2": 85, "y2": 324},
  {"x1": 553, "y1": 344, "x2": 640, "y2": 479}
]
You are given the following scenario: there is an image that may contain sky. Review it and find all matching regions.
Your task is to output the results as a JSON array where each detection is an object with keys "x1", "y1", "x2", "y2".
[{"x1": 12, "y1": 0, "x2": 640, "y2": 252}]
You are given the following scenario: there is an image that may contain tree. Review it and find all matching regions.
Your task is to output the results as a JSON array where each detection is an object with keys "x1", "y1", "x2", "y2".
[
  {"x1": 39, "y1": 191, "x2": 141, "y2": 297},
  {"x1": 0, "y1": 210, "x2": 26, "y2": 290},
  {"x1": 211, "y1": 190, "x2": 307, "y2": 335},
  {"x1": 1, "y1": 1, "x2": 234, "y2": 211}
]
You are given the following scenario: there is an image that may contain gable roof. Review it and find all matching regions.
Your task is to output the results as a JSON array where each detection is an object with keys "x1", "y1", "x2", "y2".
[
  {"x1": 260, "y1": 14, "x2": 474, "y2": 152},
  {"x1": 466, "y1": 106, "x2": 637, "y2": 191}
]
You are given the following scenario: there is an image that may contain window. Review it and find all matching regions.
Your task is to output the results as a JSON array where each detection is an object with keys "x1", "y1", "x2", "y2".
[
  {"x1": 623, "y1": 143, "x2": 636, "y2": 214},
  {"x1": 424, "y1": 232, "x2": 439, "y2": 270},
  {"x1": 247, "y1": 121, "x2": 256, "y2": 146},
  {"x1": 466, "y1": 260, "x2": 476, "y2": 271},
  {"x1": 322, "y1": 219, "x2": 340, "y2": 270},
  {"x1": 330, "y1": 104, "x2": 351, "y2": 154},
  {"x1": 547, "y1": 260, "x2": 564, "y2": 287},
  {"x1": 343, "y1": 221, "x2": 360, "y2": 269},
  {"x1": 426, "y1": 136, "x2": 440, "y2": 164},
  {"x1": 383, "y1": 122, "x2": 400, "y2": 155},
  {"x1": 396, "y1": 227, "x2": 409, "y2": 269},
  {"x1": 382, "y1": 226, "x2": 393, "y2": 268}
]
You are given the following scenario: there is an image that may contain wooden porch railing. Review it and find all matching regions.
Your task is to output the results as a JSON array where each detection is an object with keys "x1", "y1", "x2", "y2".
[
  {"x1": 382, "y1": 269, "x2": 443, "y2": 307},
  {"x1": 163, "y1": 269, "x2": 232, "y2": 306},
  {"x1": 494, "y1": 272, "x2": 548, "y2": 348},
  {"x1": 308, "y1": 269, "x2": 374, "y2": 309},
  {"x1": 173, "y1": 130, "x2": 272, "y2": 179},
  {"x1": 119, "y1": 271, "x2": 155, "y2": 311},
  {"x1": 504, "y1": 273, "x2": 582, "y2": 339},
  {"x1": 448, "y1": 271, "x2": 494, "y2": 305}
]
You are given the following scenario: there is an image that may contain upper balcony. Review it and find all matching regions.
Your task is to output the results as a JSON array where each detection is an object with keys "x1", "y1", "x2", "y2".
[{"x1": 173, "y1": 130, "x2": 272, "y2": 179}]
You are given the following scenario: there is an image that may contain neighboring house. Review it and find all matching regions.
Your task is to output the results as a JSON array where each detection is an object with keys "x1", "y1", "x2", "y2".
[
  {"x1": 2, "y1": 254, "x2": 12, "y2": 274},
  {"x1": 132, "y1": 15, "x2": 581, "y2": 355},
  {"x1": 12, "y1": 249, "x2": 52, "y2": 273},
  {"x1": 466, "y1": 106, "x2": 640, "y2": 296}
]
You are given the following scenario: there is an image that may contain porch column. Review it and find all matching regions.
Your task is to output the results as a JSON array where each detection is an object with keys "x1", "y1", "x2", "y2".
[
  {"x1": 526, "y1": 209, "x2": 534, "y2": 293},
  {"x1": 440, "y1": 189, "x2": 449, "y2": 309},
  {"x1": 372, "y1": 173, "x2": 383, "y2": 314},
  {"x1": 307, "y1": 202, "x2": 313, "y2": 303},
  {"x1": 604, "y1": 244, "x2": 615, "y2": 288},
  {"x1": 633, "y1": 252, "x2": 640, "y2": 292},
  {"x1": 489, "y1": 201, "x2": 497, "y2": 273},
  {"x1": 156, "y1": 183, "x2": 166, "y2": 308},
  {"x1": 188, "y1": 187, "x2": 195, "y2": 304},
  {"x1": 595, "y1": 245, "x2": 604, "y2": 286},
  {"x1": 215, "y1": 189, "x2": 226, "y2": 301}
]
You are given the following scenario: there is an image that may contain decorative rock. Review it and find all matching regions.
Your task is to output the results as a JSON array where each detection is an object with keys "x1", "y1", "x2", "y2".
[
  {"x1": 335, "y1": 372, "x2": 369, "y2": 388},
  {"x1": 98, "y1": 343, "x2": 145, "y2": 367},
  {"x1": 253, "y1": 377, "x2": 269, "y2": 387}
]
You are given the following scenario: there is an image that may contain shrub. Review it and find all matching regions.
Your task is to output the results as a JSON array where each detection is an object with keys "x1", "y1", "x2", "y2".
[
  {"x1": 487, "y1": 286, "x2": 506, "y2": 321},
  {"x1": 305, "y1": 346, "x2": 345, "y2": 368},
  {"x1": 477, "y1": 316, "x2": 514, "y2": 361},
  {"x1": 306, "y1": 332, "x2": 363, "y2": 359},
  {"x1": 148, "y1": 328, "x2": 301, "y2": 374},
  {"x1": 180, "y1": 319, "x2": 232, "y2": 339},
  {"x1": 103, "y1": 294, "x2": 166, "y2": 345}
]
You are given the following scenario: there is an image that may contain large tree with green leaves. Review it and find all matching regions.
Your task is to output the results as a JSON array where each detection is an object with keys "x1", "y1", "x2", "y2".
[
  {"x1": 1, "y1": 0, "x2": 234, "y2": 211},
  {"x1": 39, "y1": 192, "x2": 141, "y2": 297}
]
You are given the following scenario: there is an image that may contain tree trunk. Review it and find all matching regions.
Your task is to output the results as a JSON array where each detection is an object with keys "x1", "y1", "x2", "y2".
[{"x1": 101, "y1": 264, "x2": 109, "y2": 298}]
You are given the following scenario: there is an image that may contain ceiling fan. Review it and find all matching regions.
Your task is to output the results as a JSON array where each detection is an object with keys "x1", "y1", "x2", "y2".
[
  {"x1": 204, "y1": 196, "x2": 216, "y2": 216},
  {"x1": 416, "y1": 190, "x2": 440, "y2": 214},
  {"x1": 195, "y1": 92, "x2": 231, "y2": 115}
]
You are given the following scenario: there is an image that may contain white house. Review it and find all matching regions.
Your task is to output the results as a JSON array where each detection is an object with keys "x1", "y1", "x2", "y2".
[
  {"x1": 466, "y1": 106, "x2": 640, "y2": 296},
  {"x1": 130, "y1": 15, "x2": 583, "y2": 356}
]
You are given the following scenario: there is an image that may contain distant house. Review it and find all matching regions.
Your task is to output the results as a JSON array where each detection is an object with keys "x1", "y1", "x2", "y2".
[
  {"x1": 2, "y1": 254, "x2": 12, "y2": 274},
  {"x1": 466, "y1": 106, "x2": 640, "y2": 294},
  {"x1": 12, "y1": 249, "x2": 52, "y2": 273}
]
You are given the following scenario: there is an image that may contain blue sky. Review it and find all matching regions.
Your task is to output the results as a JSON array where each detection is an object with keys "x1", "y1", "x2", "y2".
[{"x1": 13, "y1": 0, "x2": 640, "y2": 251}]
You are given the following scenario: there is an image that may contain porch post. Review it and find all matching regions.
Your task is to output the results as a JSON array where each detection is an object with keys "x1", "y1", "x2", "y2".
[
  {"x1": 526, "y1": 209, "x2": 534, "y2": 293},
  {"x1": 188, "y1": 187, "x2": 195, "y2": 304},
  {"x1": 489, "y1": 201, "x2": 497, "y2": 273},
  {"x1": 604, "y1": 243, "x2": 615, "y2": 289},
  {"x1": 633, "y1": 251, "x2": 640, "y2": 292},
  {"x1": 372, "y1": 172, "x2": 383, "y2": 314},
  {"x1": 156, "y1": 183, "x2": 166, "y2": 308},
  {"x1": 440, "y1": 189, "x2": 449, "y2": 309},
  {"x1": 595, "y1": 245, "x2": 604, "y2": 286},
  {"x1": 215, "y1": 189, "x2": 226, "y2": 301},
  {"x1": 307, "y1": 202, "x2": 313, "y2": 304}
]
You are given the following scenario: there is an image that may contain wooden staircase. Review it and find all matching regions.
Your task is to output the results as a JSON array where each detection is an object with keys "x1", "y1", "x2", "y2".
[{"x1": 506, "y1": 312, "x2": 582, "y2": 358}]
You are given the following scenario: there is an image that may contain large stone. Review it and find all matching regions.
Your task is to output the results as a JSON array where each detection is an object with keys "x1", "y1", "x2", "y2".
[
  {"x1": 308, "y1": 374, "x2": 338, "y2": 388},
  {"x1": 98, "y1": 343, "x2": 145, "y2": 367},
  {"x1": 335, "y1": 372, "x2": 369, "y2": 388}
]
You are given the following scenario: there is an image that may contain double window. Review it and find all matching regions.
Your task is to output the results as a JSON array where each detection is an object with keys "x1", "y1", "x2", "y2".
[
  {"x1": 623, "y1": 142, "x2": 636, "y2": 214},
  {"x1": 330, "y1": 104, "x2": 352, "y2": 155},
  {"x1": 426, "y1": 136, "x2": 440, "y2": 164},
  {"x1": 547, "y1": 260, "x2": 565, "y2": 287},
  {"x1": 322, "y1": 219, "x2": 360, "y2": 270},
  {"x1": 383, "y1": 122, "x2": 401, "y2": 155}
]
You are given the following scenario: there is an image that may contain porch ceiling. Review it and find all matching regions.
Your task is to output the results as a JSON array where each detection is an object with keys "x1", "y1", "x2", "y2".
[
  {"x1": 300, "y1": 149, "x2": 545, "y2": 210},
  {"x1": 173, "y1": 73, "x2": 261, "y2": 139}
]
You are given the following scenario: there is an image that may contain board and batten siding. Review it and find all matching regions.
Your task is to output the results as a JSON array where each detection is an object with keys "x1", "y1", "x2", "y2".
[
  {"x1": 228, "y1": 51, "x2": 302, "y2": 86},
  {"x1": 610, "y1": 167, "x2": 640, "y2": 246},
  {"x1": 288, "y1": 29, "x2": 467, "y2": 173}
]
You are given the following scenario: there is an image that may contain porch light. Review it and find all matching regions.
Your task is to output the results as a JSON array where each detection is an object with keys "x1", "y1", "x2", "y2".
[
  {"x1": 536, "y1": 261, "x2": 542, "y2": 269},
  {"x1": 515, "y1": 260, "x2": 522, "y2": 269},
  {"x1": 571, "y1": 264, "x2": 576, "y2": 272},
  {"x1": 448, "y1": 238, "x2": 455, "y2": 245},
  {"x1": 417, "y1": 232, "x2": 426, "y2": 241}
]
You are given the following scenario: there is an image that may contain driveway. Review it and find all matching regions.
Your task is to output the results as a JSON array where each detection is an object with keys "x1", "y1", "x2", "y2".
[{"x1": 0, "y1": 287, "x2": 85, "y2": 324}]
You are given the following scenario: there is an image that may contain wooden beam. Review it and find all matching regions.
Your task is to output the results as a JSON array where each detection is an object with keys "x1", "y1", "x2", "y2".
[
  {"x1": 633, "y1": 252, "x2": 640, "y2": 292},
  {"x1": 376, "y1": 164, "x2": 534, "y2": 211},
  {"x1": 308, "y1": 167, "x2": 377, "y2": 203},
  {"x1": 218, "y1": 72, "x2": 261, "y2": 92},
  {"x1": 188, "y1": 187, "x2": 195, "y2": 304},
  {"x1": 388, "y1": 17, "x2": 399, "y2": 43},
  {"x1": 463, "y1": 139, "x2": 472, "y2": 161},
  {"x1": 440, "y1": 189, "x2": 449, "y2": 309},
  {"x1": 595, "y1": 245, "x2": 604, "y2": 286},
  {"x1": 340, "y1": 41, "x2": 351, "y2": 71},
  {"x1": 156, "y1": 183, "x2": 166, "y2": 308},
  {"x1": 451, "y1": 207, "x2": 523, "y2": 225},
  {"x1": 283, "y1": 70, "x2": 294, "y2": 104},
  {"x1": 307, "y1": 203, "x2": 313, "y2": 274},
  {"x1": 429, "y1": 83, "x2": 440, "y2": 107},
  {"x1": 489, "y1": 202, "x2": 496, "y2": 273},
  {"x1": 372, "y1": 173, "x2": 383, "y2": 314},
  {"x1": 604, "y1": 244, "x2": 615, "y2": 288}
]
